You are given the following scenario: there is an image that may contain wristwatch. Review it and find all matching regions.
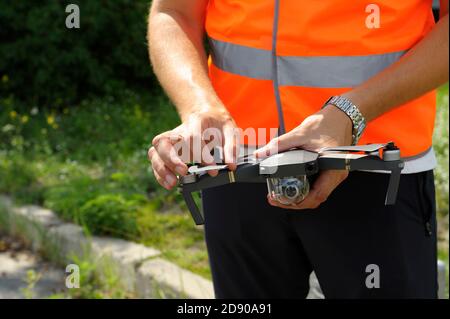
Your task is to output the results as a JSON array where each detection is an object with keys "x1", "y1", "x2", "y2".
[{"x1": 323, "y1": 95, "x2": 366, "y2": 145}]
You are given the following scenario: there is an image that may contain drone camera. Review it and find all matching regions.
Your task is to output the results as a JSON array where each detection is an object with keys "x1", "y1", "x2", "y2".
[{"x1": 267, "y1": 175, "x2": 310, "y2": 205}]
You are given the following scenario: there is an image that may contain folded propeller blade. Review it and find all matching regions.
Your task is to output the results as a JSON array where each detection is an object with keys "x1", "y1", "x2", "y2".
[
  {"x1": 319, "y1": 143, "x2": 388, "y2": 154},
  {"x1": 188, "y1": 165, "x2": 228, "y2": 174}
]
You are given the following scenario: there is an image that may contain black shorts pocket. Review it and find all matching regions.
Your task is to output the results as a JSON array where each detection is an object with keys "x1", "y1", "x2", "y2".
[{"x1": 417, "y1": 170, "x2": 436, "y2": 237}]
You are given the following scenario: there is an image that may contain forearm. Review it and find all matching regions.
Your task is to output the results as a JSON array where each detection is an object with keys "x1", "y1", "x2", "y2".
[
  {"x1": 148, "y1": 1, "x2": 226, "y2": 123},
  {"x1": 343, "y1": 14, "x2": 449, "y2": 122}
]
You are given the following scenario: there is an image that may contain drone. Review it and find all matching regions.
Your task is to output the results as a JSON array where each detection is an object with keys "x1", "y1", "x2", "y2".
[{"x1": 179, "y1": 142, "x2": 404, "y2": 225}]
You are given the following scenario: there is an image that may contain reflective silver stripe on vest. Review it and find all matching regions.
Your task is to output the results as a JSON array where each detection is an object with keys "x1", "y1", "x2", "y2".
[
  {"x1": 209, "y1": 38, "x2": 273, "y2": 80},
  {"x1": 209, "y1": 37, "x2": 406, "y2": 88}
]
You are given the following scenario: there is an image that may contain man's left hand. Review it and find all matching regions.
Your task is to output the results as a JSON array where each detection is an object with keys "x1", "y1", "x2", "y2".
[{"x1": 254, "y1": 105, "x2": 354, "y2": 210}]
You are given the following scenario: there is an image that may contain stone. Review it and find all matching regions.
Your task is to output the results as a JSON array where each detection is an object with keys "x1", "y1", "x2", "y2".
[{"x1": 136, "y1": 258, "x2": 214, "y2": 299}]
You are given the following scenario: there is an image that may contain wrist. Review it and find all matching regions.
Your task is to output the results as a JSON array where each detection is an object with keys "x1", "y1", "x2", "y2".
[
  {"x1": 180, "y1": 102, "x2": 232, "y2": 123},
  {"x1": 322, "y1": 95, "x2": 367, "y2": 145},
  {"x1": 341, "y1": 90, "x2": 371, "y2": 121},
  {"x1": 321, "y1": 105, "x2": 353, "y2": 144}
]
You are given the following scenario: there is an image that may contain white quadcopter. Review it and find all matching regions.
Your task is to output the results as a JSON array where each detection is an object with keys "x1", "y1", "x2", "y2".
[{"x1": 179, "y1": 142, "x2": 404, "y2": 225}]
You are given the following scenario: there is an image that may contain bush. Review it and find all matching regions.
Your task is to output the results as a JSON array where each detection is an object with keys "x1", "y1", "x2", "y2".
[
  {"x1": 0, "y1": 155, "x2": 44, "y2": 204},
  {"x1": 78, "y1": 194, "x2": 145, "y2": 238},
  {"x1": 0, "y1": 0, "x2": 156, "y2": 107},
  {"x1": 44, "y1": 176, "x2": 102, "y2": 221}
]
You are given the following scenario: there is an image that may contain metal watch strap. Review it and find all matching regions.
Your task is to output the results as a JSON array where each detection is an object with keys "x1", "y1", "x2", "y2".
[{"x1": 323, "y1": 96, "x2": 366, "y2": 145}]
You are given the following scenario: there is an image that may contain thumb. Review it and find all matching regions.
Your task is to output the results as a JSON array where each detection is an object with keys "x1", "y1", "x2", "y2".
[{"x1": 254, "y1": 131, "x2": 303, "y2": 158}]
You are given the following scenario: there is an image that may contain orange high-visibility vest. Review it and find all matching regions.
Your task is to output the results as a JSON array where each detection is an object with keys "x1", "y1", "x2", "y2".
[{"x1": 205, "y1": 0, "x2": 436, "y2": 158}]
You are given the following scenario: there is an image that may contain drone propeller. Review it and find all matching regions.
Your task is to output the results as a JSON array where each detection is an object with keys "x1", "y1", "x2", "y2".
[
  {"x1": 187, "y1": 153, "x2": 259, "y2": 175},
  {"x1": 188, "y1": 164, "x2": 228, "y2": 175},
  {"x1": 318, "y1": 152, "x2": 367, "y2": 160},
  {"x1": 319, "y1": 143, "x2": 389, "y2": 154}
]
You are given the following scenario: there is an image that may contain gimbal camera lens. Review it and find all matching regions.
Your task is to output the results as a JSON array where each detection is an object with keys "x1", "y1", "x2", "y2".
[
  {"x1": 285, "y1": 184, "x2": 299, "y2": 199},
  {"x1": 266, "y1": 175, "x2": 310, "y2": 206}
]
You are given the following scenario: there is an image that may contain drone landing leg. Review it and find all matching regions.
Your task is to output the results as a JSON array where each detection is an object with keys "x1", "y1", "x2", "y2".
[
  {"x1": 182, "y1": 189, "x2": 205, "y2": 225},
  {"x1": 385, "y1": 167, "x2": 402, "y2": 205}
]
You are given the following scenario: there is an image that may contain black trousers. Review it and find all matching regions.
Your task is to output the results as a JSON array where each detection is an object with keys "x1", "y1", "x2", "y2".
[{"x1": 202, "y1": 171, "x2": 438, "y2": 299}]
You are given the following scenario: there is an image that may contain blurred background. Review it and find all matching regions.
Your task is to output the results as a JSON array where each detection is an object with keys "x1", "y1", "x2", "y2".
[{"x1": 0, "y1": 1, "x2": 448, "y2": 298}]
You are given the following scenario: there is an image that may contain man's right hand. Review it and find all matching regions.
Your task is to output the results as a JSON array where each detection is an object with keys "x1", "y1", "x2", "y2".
[
  {"x1": 148, "y1": 107, "x2": 239, "y2": 190},
  {"x1": 148, "y1": 0, "x2": 238, "y2": 190}
]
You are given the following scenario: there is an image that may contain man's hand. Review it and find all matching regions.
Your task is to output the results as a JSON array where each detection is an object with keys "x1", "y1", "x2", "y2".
[
  {"x1": 148, "y1": 107, "x2": 238, "y2": 190},
  {"x1": 255, "y1": 106, "x2": 354, "y2": 210},
  {"x1": 148, "y1": 1, "x2": 240, "y2": 190}
]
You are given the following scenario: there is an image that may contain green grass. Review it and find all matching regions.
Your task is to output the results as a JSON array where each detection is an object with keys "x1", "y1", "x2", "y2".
[{"x1": 0, "y1": 86, "x2": 448, "y2": 282}]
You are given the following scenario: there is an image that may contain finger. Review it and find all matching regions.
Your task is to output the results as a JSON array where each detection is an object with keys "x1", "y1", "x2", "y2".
[
  {"x1": 152, "y1": 133, "x2": 165, "y2": 148},
  {"x1": 200, "y1": 141, "x2": 219, "y2": 177},
  {"x1": 150, "y1": 151, "x2": 178, "y2": 190},
  {"x1": 189, "y1": 117, "x2": 215, "y2": 164},
  {"x1": 254, "y1": 139, "x2": 278, "y2": 159},
  {"x1": 152, "y1": 169, "x2": 173, "y2": 191},
  {"x1": 223, "y1": 125, "x2": 239, "y2": 170},
  {"x1": 294, "y1": 170, "x2": 348, "y2": 209},
  {"x1": 147, "y1": 146, "x2": 156, "y2": 162},
  {"x1": 200, "y1": 127, "x2": 221, "y2": 177},
  {"x1": 254, "y1": 131, "x2": 305, "y2": 159},
  {"x1": 152, "y1": 131, "x2": 175, "y2": 148},
  {"x1": 172, "y1": 132, "x2": 191, "y2": 164},
  {"x1": 267, "y1": 194, "x2": 304, "y2": 210},
  {"x1": 155, "y1": 137, "x2": 188, "y2": 176}
]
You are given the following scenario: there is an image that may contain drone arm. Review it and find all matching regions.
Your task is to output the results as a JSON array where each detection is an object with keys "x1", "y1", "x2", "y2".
[
  {"x1": 318, "y1": 155, "x2": 401, "y2": 171},
  {"x1": 319, "y1": 155, "x2": 404, "y2": 205}
]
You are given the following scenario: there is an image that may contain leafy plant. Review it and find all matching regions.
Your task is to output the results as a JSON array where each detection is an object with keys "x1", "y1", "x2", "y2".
[
  {"x1": 0, "y1": 155, "x2": 44, "y2": 204},
  {"x1": 78, "y1": 194, "x2": 145, "y2": 239},
  {"x1": 21, "y1": 270, "x2": 43, "y2": 299}
]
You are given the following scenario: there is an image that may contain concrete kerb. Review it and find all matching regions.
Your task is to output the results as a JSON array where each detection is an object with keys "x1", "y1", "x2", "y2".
[
  {"x1": 0, "y1": 195, "x2": 214, "y2": 299},
  {"x1": 136, "y1": 258, "x2": 214, "y2": 299}
]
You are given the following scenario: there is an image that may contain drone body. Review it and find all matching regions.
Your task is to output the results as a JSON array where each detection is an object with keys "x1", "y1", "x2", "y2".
[{"x1": 179, "y1": 143, "x2": 404, "y2": 225}]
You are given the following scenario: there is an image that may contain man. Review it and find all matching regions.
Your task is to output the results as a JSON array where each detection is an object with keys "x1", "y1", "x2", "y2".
[{"x1": 147, "y1": 0, "x2": 448, "y2": 298}]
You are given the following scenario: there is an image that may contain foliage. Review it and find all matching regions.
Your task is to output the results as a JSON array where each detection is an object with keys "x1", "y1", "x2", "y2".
[
  {"x1": 79, "y1": 194, "x2": 143, "y2": 238},
  {"x1": 21, "y1": 270, "x2": 42, "y2": 299},
  {"x1": 44, "y1": 176, "x2": 103, "y2": 221},
  {"x1": 0, "y1": 154, "x2": 43, "y2": 204},
  {"x1": 63, "y1": 254, "x2": 130, "y2": 299},
  {"x1": 0, "y1": 0, "x2": 156, "y2": 107},
  {"x1": 137, "y1": 204, "x2": 210, "y2": 277},
  {"x1": 47, "y1": 254, "x2": 131, "y2": 299},
  {"x1": 434, "y1": 84, "x2": 449, "y2": 218},
  {"x1": 0, "y1": 92, "x2": 179, "y2": 162}
]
